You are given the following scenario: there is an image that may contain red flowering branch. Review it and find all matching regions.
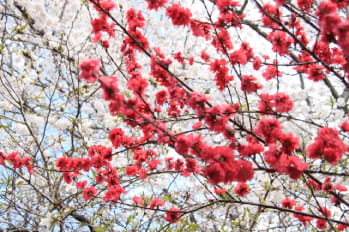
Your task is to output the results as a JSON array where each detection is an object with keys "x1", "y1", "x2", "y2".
[{"x1": 48, "y1": 0, "x2": 349, "y2": 230}]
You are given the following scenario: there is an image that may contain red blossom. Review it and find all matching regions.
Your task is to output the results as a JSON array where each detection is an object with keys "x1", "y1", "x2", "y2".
[
  {"x1": 258, "y1": 93, "x2": 275, "y2": 115},
  {"x1": 263, "y1": 144, "x2": 281, "y2": 166},
  {"x1": 165, "y1": 208, "x2": 181, "y2": 223},
  {"x1": 240, "y1": 75, "x2": 262, "y2": 93},
  {"x1": 63, "y1": 172, "x2": 75, "y2": 184},
  {"x1": 90, "y1": 16, "x2": 115, "y2": 42},
  {"x1": 203, "y1": 161, "x2": 235, "y2": 185},
  {"x1": 190, "y1": 20, "x2": 211, "y2": 40},
  {"x1": 267, "y1": 31, "x2": 293, "y2": 56},
  {"x1": 281, "y1": 197, "x2": 296, "y2": 209},
  {"x1": 56, "y1": 156, "x2": 72, "y2": 171},
  {"x1": 297, "y1": 0, "x2": 314, "y2": 12},
  {"x1": 340, "y1": 120, "x2": 349, "y2": 132},
  {"x1": 278, "y1": 132, "x2": 299, "y2": 154},
  {"x1": 319, "y1": 206, "x2": 331, "y2": 218},
  {"x1": 238, "y1": 136, "x2": 264, "y2": 157},
  {"x1": 127, "y1": 73, "x2": 149, "y2": 95},
  {"x1": 166, "y1": 4, "x2": 192, "y2": 26},
  {"x1": 330, "y1": 196, "x2": 340, "y2": 205},
  {"x1": 275, "y1": 0, "x2": 286, "y2": 7},
  {"x1": 91, "y1": 0, "x2": 116, "y2": 12},
  {"x1": 336, "y1": 184, "x2": 348, "y2": 192},
  {"x1": 217, "y1": 11, "x2": 244, "y2": 28},
  {"x1": 126, "y1": 165, "x2": 137, "y2": 176},
  {"x1": 133, "y1": 196, "x2": 145, "y2": 205},
  {"x1": 253, "y1": 56, "x2": 262, "y2": 70},
  {"x1": 124, "y1": 29, "x2": 150, "y2": 51},
  {"x1": 145, "y1": 0, "x2": 167, "y2": 10},
  {"x1": 139, "y1": 167, "x2": 147, "y2": 179},
  {"x1": 149, "y1": 198, "x2": 164, "y2": 209},
  {"x1": 109, "y1": 128, "x2": 124, "y2": 148},
  {"x1": 293, "y1": 206, "x2": 314, "y2": 225},
  {"x1": 322, "y1": 181, "x2": 334, "y2": 192},
  {"x1": 5, "y1": 152, "x2": 33, "y2": 174},
  {"x1": 103, "y1": 185, "x2": 126, "y2": 203},
  {"x1": 214, "y1": 188, "x2": 227, "y2": 194},
  {"x1": 209, "y1": 58, "x2": 234, "y2": 91},
  {"x1": 234, "y1": 183, "x2": 250, "y2": 197},
  {"x1": 255, "y1": 118, "x2": 283, "y2": 144},
  {"x1": 102, "y1": 40, "x2": 109, "y2": 48},
  {"x1": 126, "y1": 8, "x2": 145, "y2": 30},
  {"x1": 203, "y1": 104, "x2": 239, "y2": 133},
  {"x1": 261, "y1": 3, "x2": 282, "y2": 28},
  {"x1": 316, "y1": 219, "x2": 327, "y2": 229},
  {"x1": 307, "y1": 64, "x2": 326, "y2": 81},
  {"x1": 338, "y1": 224, "x2": 349, "y2": 231},
  {"x1": 262, "y1": 61, "x2": 282, "y2": 80},
  {"x1": 182, "y1": 158, "x2": 200, "y2": 176},
  {"x1": 200, "y1": 50, "x2": 210, "y2": 62},
  {"x1": 148, "y1": 159, "x2": 161, "y2": 171},
  {"x1": 0, "y1": 152, "x2": 5, "y2": 165},
  {"x1": 307, "y1": 127, "x2": 347, "y2": 164},
  {"x1": 174, "y1": 134, "x2": 196, "y2": 155},
  {"x1": 216, "y1": 0, "x2": 239, "y2": 13},
  {"x1": 99, "y1": 76, "x2": 119, "y2": 100},
  {"x1": 78, "y1": 59, "x2": 100, "y2": 83},
  {"x1": 192, "y1": 121, "x2": 203, "y2": 129},
  {"x1": 234, "y1": 160, "x2": 254, "y2": 182},
  {"x1": 282, "y1": 155, "x2": 307, "y2": 179},
  {"x1": 76, "y1": 181, "x2": 87, "y2": 189},
  {"x1": 173, "y1": 52, "x2": 185, "y2": 64},
  {"x1": 307, "y1": 179, "x2": 321, "y2": 191},
  {"x1": 83, "y1": 186, "x2": 97, "y2": 201},
  {"x1": 108, "y1": 93, "x2": 125, "y2": 115},
  {"x1": 274, "y1": 92, "x2": 294, "y2": 113},
  {"x1": 211, "y1": 28, "x2": 233, "y2": 53}
]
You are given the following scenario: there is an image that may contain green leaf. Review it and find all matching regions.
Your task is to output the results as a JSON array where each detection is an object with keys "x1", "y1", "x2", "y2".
[
  {"x1": 15, "y1": 25, "x2": 26, "y2": 34},
  {"x1": 124, "y1": 90, "x2": 131, "y2": 99},
  {"x1": 203, "y1": 88, "x2": 210, "y2": 94},
  {"x1": 126, "y1": 214, "x2": 134, "y2": 225},
  {"x1": 231, "y1": 221, "x2": 239, "y2": 226},
  {"x1": 16, "y1": 180, "x2": 24, "y2": 185},
  {"x1": 149, "y1": 77, "x2": 158, "y2": 87},
  {"x1": 220, "y1": 193, "x2": 230, "y2": 200},
  {"x1": 0, "y1": 124, "x2": 9, "y2": 129},
  {"x1": 49, "y1": 220, "x2": 56, "y2": 230},
  {"x1": 187, "y1": 223, "x2": 199, "y2": 229},
  {"x1": 95, "y1": 226, "x2": 107, "y2": 232},
  {"x1": 220, "y1": 224, "x2": 227, "y2": 232}
]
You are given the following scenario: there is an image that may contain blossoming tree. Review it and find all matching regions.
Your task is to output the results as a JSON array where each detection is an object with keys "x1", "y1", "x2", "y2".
[{"x1": 1, "y1": 0, "x2": 349, "y2": 231}]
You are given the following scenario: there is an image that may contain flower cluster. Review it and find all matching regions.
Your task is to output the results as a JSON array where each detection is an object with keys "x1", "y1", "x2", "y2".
[
  {"x1": 0, "y1": 151, "x2": 33, "y2": 174},
  {"x1": 240, "y1": 75, "x2": 263, "y2": 93},
  {"x1": 267, "y1": 30, "x2": 293, "y2": 56},
  {"x1": 78, "y1": 59, "x2": 100, "y2": 83},
  {"x1": 90, "y1": 0, "x2": 116, "y2": 44},
  {"x1": 255, "y1": 119, "x2": 306, "y2": 179},
  {"x1": 316, "y1": 1, "x2": 349, "y2": 72},
  {"x1": 258, "y1": 92, "x2": 294, "y2": 113},
  {"x1": 56, "y1": 145, "x2": 125, "y2": 202},
  {"x1": 209, "y1": 58, "x2": 234, "y2": 91},
  {"x1": 307, "y1": 127, "x2": 347, "y2": 164},
  {"x1": 166, "y1": 4, "x2": 192, "y2": 26}
]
